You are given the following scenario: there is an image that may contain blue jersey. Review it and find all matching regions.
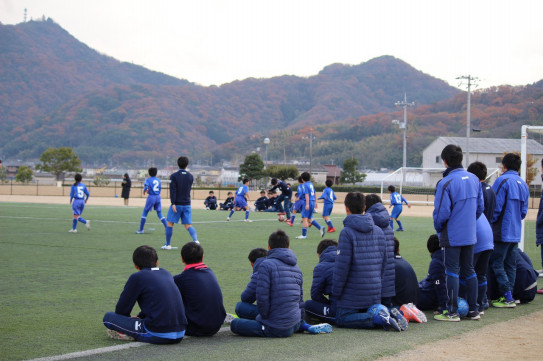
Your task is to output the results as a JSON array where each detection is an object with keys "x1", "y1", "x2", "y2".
[
  {"x1": 70, "y1": 183, "x2": 89, "y2": 202},
  {"x1": 390, "y1": 192, "x2": 408, "y2": 206},
  {"x1": 304, "y1": 181, "x2": 316, "y2": 203},
  {"x1": 236, "y1": 184, "x2": 249, "y2": 197},
  {"x1": 144, "y1": 176, "x2": 162, "y2": 196},
  {"x1": 319, "y1": 187, "x2": 337, "y2": 205}
]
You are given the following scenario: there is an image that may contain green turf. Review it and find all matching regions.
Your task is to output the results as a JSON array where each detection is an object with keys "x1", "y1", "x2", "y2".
[{"x1": 0, "y1": 202, "x2": 542, "y2": 360}]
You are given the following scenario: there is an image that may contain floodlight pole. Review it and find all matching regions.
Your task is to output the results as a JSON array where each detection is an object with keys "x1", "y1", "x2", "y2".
[
  {"x1": 394, "y1": 93, "x2": 414, "y2": 193},
  {"x1": 457, "y1": 75, "x2": 479, "y2": 166}
]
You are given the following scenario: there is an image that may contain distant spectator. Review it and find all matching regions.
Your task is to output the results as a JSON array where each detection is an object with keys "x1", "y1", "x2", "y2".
[
  {"x1": 204, "y1": 191, "x2": 217, "y2": 210},
  {"x1": 121, "y1": 173, "x2": 131, "y2": 206},
  {"x1": 219, "y1": 192, "x2": 234, "y2": 211},
  {"x1": 254, "y1": 191, "x2": 268, "y2": 211}
]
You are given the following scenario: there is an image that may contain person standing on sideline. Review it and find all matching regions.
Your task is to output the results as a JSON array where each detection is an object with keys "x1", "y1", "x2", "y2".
[
  {"x1": 163, "y1": 156, "x2": 198, "y2": 250},
  {"x1": 121, "y1": 173, "x2": 131, "y2": 206},
  {"x1": 136, "y1": 167, "x2": 167, "y2": 234},
  {"x1": 387, "y1": 185, "x2": 410, "y2": 231},
  {"x1": 69, "y1": 173, "x2": 90, "y2": 233},
  {"x1": 433, "y1": 144, "x2": 483, "y2": 321},
  {"x1": 489, "y1": 153, "x2": 529, "y2": 306}
]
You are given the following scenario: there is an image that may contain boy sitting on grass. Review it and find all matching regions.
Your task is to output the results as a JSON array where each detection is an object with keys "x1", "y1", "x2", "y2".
[
  {"x1": 103, "y1": 245, "x2": 187, "y2": 344},
  {"x1": 235, "y1": 247, "x2": 268, "y2": 320},
  {"x1": 174, "y1": 242, "x2": 226, "y2": 336},
  {"x1": 230, "y1": 229, "x2": 332, "y2": 337}
]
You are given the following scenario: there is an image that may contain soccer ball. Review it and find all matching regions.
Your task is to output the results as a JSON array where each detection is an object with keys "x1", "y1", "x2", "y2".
[
  {"x1": 457, "y1": 297, "x2": 469, "y2": 317},
  {"x1": 278, "y1": 214, "x2": 285, "y2": 222}
]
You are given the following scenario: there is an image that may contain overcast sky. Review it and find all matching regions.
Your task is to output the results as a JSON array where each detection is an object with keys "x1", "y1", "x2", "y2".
[{"x1": 1, "y1": 0, "x2": 542, "y2": 89}]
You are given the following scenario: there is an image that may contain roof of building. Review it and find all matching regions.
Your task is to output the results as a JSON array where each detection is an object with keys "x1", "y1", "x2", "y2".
[{"x1": 432, "y1": 137, "x2": 543, "y2": 155}]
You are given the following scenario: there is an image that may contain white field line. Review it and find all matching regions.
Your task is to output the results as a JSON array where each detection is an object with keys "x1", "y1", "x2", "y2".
[{"x1": 25, "y1": 327, "x2": 232, "y2": 361}]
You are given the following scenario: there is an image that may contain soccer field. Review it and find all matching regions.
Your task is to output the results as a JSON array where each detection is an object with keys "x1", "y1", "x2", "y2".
[{"x1": 1, "y1": 202, "x2": 542, "y2": 361}]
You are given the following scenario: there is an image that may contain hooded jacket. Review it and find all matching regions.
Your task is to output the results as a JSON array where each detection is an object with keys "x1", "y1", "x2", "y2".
[
  {"x1": 310, "y1": 245, "x2": 337, "y2": 311},
  {"x1": 492, "y1": 170, "x2": 529, "y2": 243}
]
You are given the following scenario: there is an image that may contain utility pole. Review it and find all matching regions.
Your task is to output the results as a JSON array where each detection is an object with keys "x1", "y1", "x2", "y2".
[
  {"x1": 309, "y1": 128, "x2": 313, "y2": 176},
  {"x1": 456, "y1": 75, "x2": 479, "y2": 166},
  {"x1": 394, "y1": 93, "x2": 414, "y2": 193}
]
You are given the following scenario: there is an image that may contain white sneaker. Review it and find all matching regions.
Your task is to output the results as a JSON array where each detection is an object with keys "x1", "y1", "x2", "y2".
[
  {"x1": 136, "y1": 230, "x2": 144, "y2": 234},
  {"x1": 224, "y1": 313, "x2": 237, "y2": 324},
  {"x1": 244, "y1": 219, "x2": 253, "y2": 223},
  {"x1": 86, "y1": 220, "x2": 91, "y2": 231},
  {"x1": 68, "y1": 229, "x2": 77, "y2": 233},
  {"x1": 295, "y1": 235, "x2": 307, "y2": 239},
  {"x1": 194, "y1": 240, "x2": 200, "y2": 244},
  {"x1": 319, "y1": 227, "x2": 325, "y2": 238},
  {"x1": 106, "y1": 329, "x2": 134, "y2": 341},
  {"x1": 226, "y1": 217, "x2": 231, "y2": 222},
  {"x1": 161, "y1": 244, "x2": 172, "y2": 250}
]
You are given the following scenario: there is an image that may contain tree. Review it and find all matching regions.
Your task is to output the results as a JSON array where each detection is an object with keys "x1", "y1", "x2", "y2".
[
  {"x1": 264, "y1": 164, "x2": 299, "y2": 181},
  {"x1": 239, "y1": 153, "x2": 265, "y2": 181},
  {"x1": 340, "y1": 158, "x2": 366, "y2": 185},
  {"x1": 36, "y1": 147, "x2": 82, "y2": 181},
  {"x1": 15, "y1": 166, "x2": 33, "y2": 183},
  {"x1": 0, "y1": 166, "x2": 7, "y2": 183}
]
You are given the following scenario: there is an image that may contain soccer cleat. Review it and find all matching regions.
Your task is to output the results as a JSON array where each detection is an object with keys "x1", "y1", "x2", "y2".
[
  {"x1": 223, "y1": 313, "x2": 238, "y2": 324},
  {"x1": 396, "y1": 228, "x2": 404, "y2": 232},
  {"x1": 194, "y1": 240, "x2": 200, "y2": 244},
  {"x1": 390, "y1": 308, "x2": 409, "y2": 331},
  {"x1": 376, "y1": 310, "x2": 401, "y2": 332},
  {"x1": 491, "y1": 297, "x2": 516, "y2": 308},
  {"x1": 400, "y1": 303, "x2": 427, "y2": 323},
  {"x1": 537, "y1": 288, "x2": 543, "y2": 294},
  {"x1": 295, "y1": 235, "x2": 307, "y2": 239},
  {"x1": 466, "y1": 311, "x2": 480, "y2": 320},
  {"x1": 286, "y1": 220, "x2": 293, "y2": 227},
  {"x1": 320, "y1": 227, "x2": 325, "y2": 238},
  {"x1": 434, "y1": 310, "x2": 460, "y2": 321},
  {"x1": 307, "y1": 323, "x2": 333, "y2": 334},
  {"x1": 106, "y1": 329, "x2": 134, "y2": 341},
  {"x1": 86, "y1": 220, "x2": 91, "y2": 230},
  {"x1": 136, "y1": 230, "x2": 145, "y2": 234},
  {"x1": 226, "y1": 217, "x2": 231, "y2": 222},
  {"x1": 68, "y1": 229, "x2": 77, "y2": 233},
  {"x1": 327, "y1": 227, "x2": 336, "y2": 233},
  {"x1": 161, "y1": 244, "x2": 172, "y2": 250},
  {"x1": 244, "y1": 219, "x2": 253, "y2": 223}
]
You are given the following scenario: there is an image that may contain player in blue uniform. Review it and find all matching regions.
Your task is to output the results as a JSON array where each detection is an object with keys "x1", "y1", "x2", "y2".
[
  {"x1": 269, "y1": 178, "x2": 292, "y2": 220},
  {"x1": 287, "y1": 176, "x2": 304, "y2": 226},
  {"x1": 388, "y1": 185, "x2": 410, "y2": 231},
  {"x1": 227, "y1": 178, "x2": 252, "y2": 222},
  {"x1": 318, "y1": 179, "x2": 337, "y2": 233},
  {"x1": 69, "y1": 173, "x2": 90, "y2": 233},
  {"x1": 296, "y1": 172, "x2": 324, "y2": 239},
  {"x1": 136, "y1": 167, "x2": 167, "y2": 234},
  {"x1": 163, "y1": 157, "x2": 198, "y2": 250}
]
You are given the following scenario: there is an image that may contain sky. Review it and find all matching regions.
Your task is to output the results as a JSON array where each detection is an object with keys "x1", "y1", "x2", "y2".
[{"x1": 1, "y1": 0, "x2": 543, "y2": 89}]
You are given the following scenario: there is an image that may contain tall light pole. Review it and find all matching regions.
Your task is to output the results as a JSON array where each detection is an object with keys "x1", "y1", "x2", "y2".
[
  {"x1": 263, "y1": 137, "x2": 270, "y2": 168},
  {"x1": 394, "y1": 93, "x2": 414, "y2": 192},
  {"x1": 457, "y1": 75, "x2": 479, "y2": 166},
  {"x1": 309, "y1": 128, "x2": 313, "y2": 176}
]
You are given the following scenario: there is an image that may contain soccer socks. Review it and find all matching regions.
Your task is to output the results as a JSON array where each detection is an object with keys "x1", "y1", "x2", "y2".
[
  {"x1": 72, "y1": 219, "x2": 77, "y2": 230},
  {"x1": 228, "y1": 210, "x2": 235, "y2": 218},
  {"x1": 302, "y1": 228, "x2": 308, "y2": 237},
  {"x1": 311, "y1": 220, "x2": 322, "y2": 230},
  {"x1": 187, "y1": 226, "x2": 198, "y2": 242},
  {"x1": 301, "y1": 322, "x2": 311, "y2": 332},
  {"x1": 396, "y1": 220, "x2": 403, "y2": 230},
  {"x1": 245, "y1": 211, "x2": 249, "y2": 220},
  {"x1": 160, "y1": 217, "x2": 167, "y2": 228},
  {"x1": 156, "y1": 211, "x2": 167, "y2": 228},
  {"x1": 165, "y1": 226, "x2": 173, "y2": 246},
  {"x1": 77, "y1": 216, "x2": 87, "y2": 224},
  {"x1": 291, "y1": 215, "x2": 296, "y2": 223},
  {"x1": 389, "y1": 220, "x2": 394, "y2": 229},
  {"x1": 139, "y1": 217, "x2": 146, "y2": 232},
  {"x1": 326, "y1": 220, "x2": 334, "y2": 229}
]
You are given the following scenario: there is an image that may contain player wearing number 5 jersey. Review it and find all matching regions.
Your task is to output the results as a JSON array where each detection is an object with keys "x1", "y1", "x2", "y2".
[
  {"x1": 69, "y1": 173, "x2": 90, "y2": 233},
  {"x1": 227, "y1": 179, "x2": 252, "y2": 222},
  {"x1": 136, "y1": 168, "x2": 168, "y2": 234},
  {"x1": 388, "y1": 185, "x2": 410, "y2": 232}
]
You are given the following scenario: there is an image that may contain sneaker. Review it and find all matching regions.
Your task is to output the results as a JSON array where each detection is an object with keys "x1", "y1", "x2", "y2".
[
  {"x1": 327, "y1": 227, "x2": 336, "y2": 233},
  {"x1": 86, "y1": 220, "x2": 91, "y2": 230},
  {"x1": 396, "y1": 228, "x2": 404, "y2": 232},
  {"x1": 223, "y1": 313, "x2": 238, "y2": 324},
  {"x1": 376, "y1": 310, "x2": 401, "y2": 331},
  {"x1": 136, "y1": 230, "x2": 144, "y2": 234},
  {"x1": 466, "y1": 311, "x2": 480, "y2": 320},
  {"x1": 226, "y1": 217, "x2": 231, "y2": 221},
  {"x1": 244, "y1": 219, "x2": 253, "y2": 223},
  {"x1": 194, "y1": 240, "x2": 200, "y2": 244},
  {"x1": 400, "y1": 303, "x2": 427, "y2": 323},
  {"x1": 295, "y1": 235, "x2": 307, "y2": 239},
  {"x1": 307, "y1": 323, "x2": 333, "y2": 334},
  {"x1": 161, "y1": 244, "x2": 172, "y2": 250},
  {"x1": 434, "y1": 310, "x2": 460, "y2": 322},
  {"x1": 319, "y1": 227, "x2": 325, "y2": 238},
  {"x1": 286, "y1": 220, "x2": 293, "y2": 227},
  {"x1": 390, "y1": 308, "x2": 408, "y2": 331},
  {"x1": 491, "y1": 297, "x2": 516, "y2": 308},
  {"x1": 537, "y1": 288, "x2": 543, "y2": 294},
  {"x1": 106, "y1": 329, "x2": 134, "y2": 341},
  {"x1": 68, "y1": 229, "x2": 77, "y2": 233}
]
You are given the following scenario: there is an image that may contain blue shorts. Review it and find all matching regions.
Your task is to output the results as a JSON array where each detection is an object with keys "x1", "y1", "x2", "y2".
[
  {"x1": 390, "y1": 205, "x2": 403, "y2": 219},
  {"x1": 167, "y1": 205, "x2": 192, "y2": 224},
  {"x1": 301, "y1": 201, "x2": 315, "y2": 219},
  {"x1": 72, "y1": 199, "x2": 85, "y2": 216},
  {"x1": 144, "y1": 195, "x2": 162, "y2": 213},
  {"x1": 234, "y1": 196, "x2": 248, "y2": 209},
  {"x1": 293, "y1": 199, "x2": 304, "y2": 212},
  {"x1": 322, "y1": 203, "x2": 334, "y2": 217}
]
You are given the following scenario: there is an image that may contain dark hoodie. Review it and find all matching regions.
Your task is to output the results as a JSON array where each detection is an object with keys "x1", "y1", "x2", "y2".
[{"x1": 310, "y1": 245, "x2": 337, "y2": 312}]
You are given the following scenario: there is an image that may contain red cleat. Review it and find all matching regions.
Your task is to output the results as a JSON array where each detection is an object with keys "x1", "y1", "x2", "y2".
[
  {"x1": 537, "y1": 288, "x2": 543, "y2": 294},
  {"x1": 400, "y1": 303, "x2": 427, "y2": 323},
  {"x1": 286, "y1": 220, "x2": 293, "y2": 227},
  {"x1": 327, "y1": 227, "x2": 336, "y2": 233}
]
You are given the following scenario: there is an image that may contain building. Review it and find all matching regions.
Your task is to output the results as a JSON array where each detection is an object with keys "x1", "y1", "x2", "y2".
[{"x1": 422, "y1": 137, "x2": 543, "y2": 186}]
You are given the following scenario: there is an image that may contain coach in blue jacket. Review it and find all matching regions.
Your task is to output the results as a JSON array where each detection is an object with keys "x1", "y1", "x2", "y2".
[
  {"x1": 490, "y1": 153, "x2": 529, "y2": 307},
  {"x1": 433, "y1": 144, "x2": 484, "y2": 321}
]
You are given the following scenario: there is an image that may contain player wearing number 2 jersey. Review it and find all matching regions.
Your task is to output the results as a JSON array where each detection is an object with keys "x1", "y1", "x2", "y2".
[
  {"x1": 69, "y1": 173, "x2": 90, "y2": 233},
  {"x1": 136, "y1": 168, "x2": 168, "y2": 234}
]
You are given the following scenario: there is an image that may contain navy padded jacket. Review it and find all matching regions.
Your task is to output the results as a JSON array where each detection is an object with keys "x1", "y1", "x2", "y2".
[
  {"x1": 310, "y1": 245, "x2": 337, "y2": 311},
  {"x1": 240, "y1": 257, "x2": 266, "y2": 303}
]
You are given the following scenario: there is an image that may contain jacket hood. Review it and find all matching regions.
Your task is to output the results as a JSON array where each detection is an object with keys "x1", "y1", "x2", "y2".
[
  {"x1": 253, "y1": 256, "x2": 266, "y2": 271},
  {"x1": 343, "y1": 214, "x2": 376, "y2": 233},
  {"x1": 431, "y1": 248, "x2": 444, "y2": 260},
  {"x1": 267, "y1": 247, "x2": 298, "y2": 266},
  {"x1": 319, "y1": 246, "x2": 337, "y2": 263},
  {"x1": 366, "y1": 203, "x2": 390, "y2": 229}
]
